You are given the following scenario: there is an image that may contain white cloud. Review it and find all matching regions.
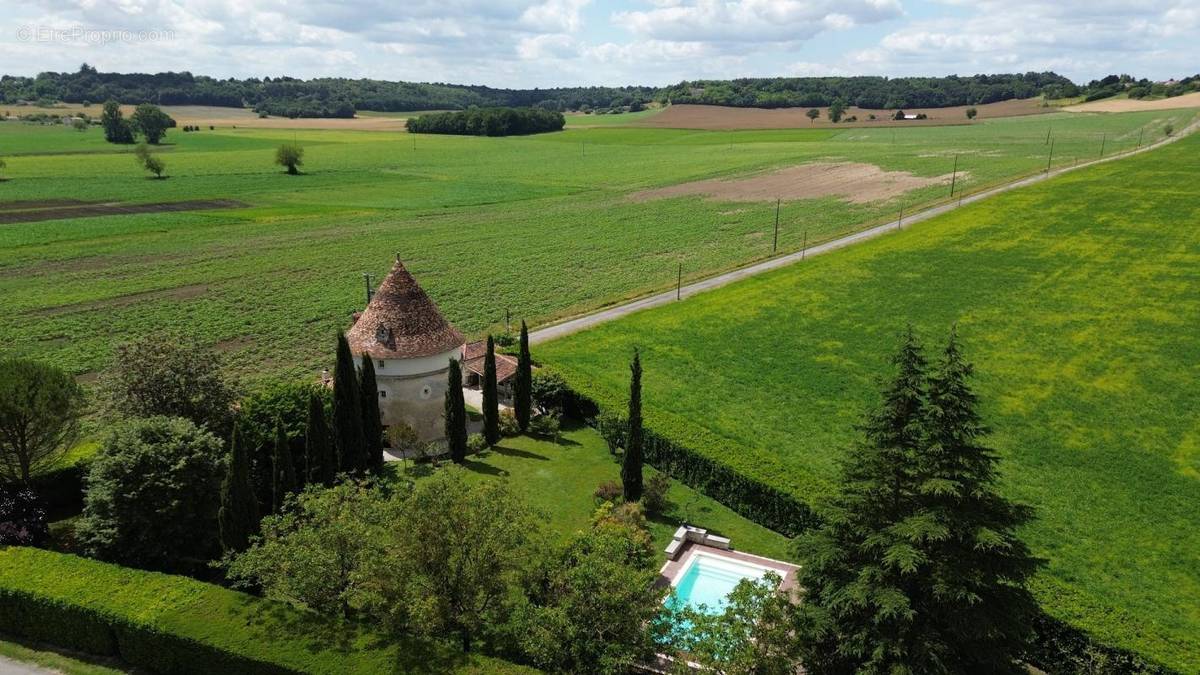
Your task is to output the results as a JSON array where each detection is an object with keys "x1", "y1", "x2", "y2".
[{"x1": 613, "y1": 0, "x2": 902, "y2": 44}]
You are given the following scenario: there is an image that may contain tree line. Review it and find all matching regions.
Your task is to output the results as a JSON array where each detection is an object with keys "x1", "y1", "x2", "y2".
[{"x1": 407, "y1": 107, "x2": 565, "y2": 136}]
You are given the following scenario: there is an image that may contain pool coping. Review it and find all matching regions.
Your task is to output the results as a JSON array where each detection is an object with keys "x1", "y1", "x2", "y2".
[{"x1": 657, "y1": 540, "x2": 800, "y2": 596}]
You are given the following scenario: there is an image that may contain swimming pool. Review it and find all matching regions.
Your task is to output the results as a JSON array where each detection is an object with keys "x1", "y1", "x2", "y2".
[{"x1": 667, "y1": 552, "x2": 773, "y2": 614}]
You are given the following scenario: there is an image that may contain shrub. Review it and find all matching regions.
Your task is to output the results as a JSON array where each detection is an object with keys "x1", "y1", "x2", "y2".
[
  {"x1": 0, "y1": 357, "x2": 86, "y2": 485},
  {"x1": 529, "y1": 412, "x2": 561, "y2": 439},
  {"x1": 133, "y1": 143, "x2": 166, "y2": 178},
  {"x1": 1164, "y1": 123, "x2": 1174, "y2": 136},
  {"x1": 531, "y1": 368, "x2": 569, "y2": 412},
  {"x1": 467, "y1": 433, "x2": 489, "y2": 455},
  {"x1": 594, "y1": 480, "x2": 622, "y2": 504},
  {"x1": 966, "y1": 106, "x2": 978, "y2": 120},
  {"x1": 499, "y1": 409, "x2": 520, "y2": 436},
  {"x1": 77, "y1": 417, "x2": 227, "y2": 574},
  {"x1": 275, "y1": 143, "x2": 304, "y2": 174},
  {"x1": 642, "y1": 472, "x2": 671, "y2": 515},
  {"x1": 0, "y1": 485, "x2": 48, "y2": 546}
]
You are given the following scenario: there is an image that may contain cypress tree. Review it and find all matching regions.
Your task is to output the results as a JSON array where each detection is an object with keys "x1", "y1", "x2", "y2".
[
  {"x1": 514, "y1": 320, "x2": 532, "y2": 432},
  {"x1": 622, "y1": 349, "x2": 644, "y2": 502},
  {"x1": 332, "y1": 334, "x2": 364, "y2": 473},
  {"x1": 445, "y1": 358, "x2": 468, "y2": 464},
  {"x1": 914, "y1": 328, "x2": 1041, "y2": 672},
  {"x1": 218, "y1": 423, "x2": 260, "y2": 553},
  {"x1": 359, "y1": 354, "x2": 384, "y2": 473},
  {"x1": 305, "y1": 392, "x2": 335, "y2": 486},
  {"x1": 482, "y1": 335, "x2": 500, "y2": 446},
  {"x1": 793, "y1": 327, "x2": 930, "y2": 673},
  {"x1": 271, "y1": 420, "x2": 297, "y2": 512}
]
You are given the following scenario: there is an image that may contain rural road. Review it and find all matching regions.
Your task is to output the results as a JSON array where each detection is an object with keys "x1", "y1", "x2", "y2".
[
  {"x1": 0, "y1": 656, "x2": 55, "y2": 675},
  {"x1": 530, "y1": 115, "x2": 1199, "y2": 345}
]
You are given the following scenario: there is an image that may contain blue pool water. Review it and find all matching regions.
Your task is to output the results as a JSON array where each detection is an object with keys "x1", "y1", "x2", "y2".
[{"x1": 667, "y1": 554, "x2": 770, "y2": 614}]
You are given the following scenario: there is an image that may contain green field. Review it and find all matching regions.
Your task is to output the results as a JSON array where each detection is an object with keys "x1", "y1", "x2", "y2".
[
  {"x1": 538, "y1": 132, "x2": 1200, "y2": 670},
  {"x1": 1, "y1": 109, "x2": 1193, "y2": 384}
]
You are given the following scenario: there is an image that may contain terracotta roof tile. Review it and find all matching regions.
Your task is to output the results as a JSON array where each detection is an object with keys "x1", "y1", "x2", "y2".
[
  {"x1": 463, "y1": 340, "x2": 518, "y2": 383},
  {"x1": 346, "y1": 260, "x2": 464, "y2": 360}
]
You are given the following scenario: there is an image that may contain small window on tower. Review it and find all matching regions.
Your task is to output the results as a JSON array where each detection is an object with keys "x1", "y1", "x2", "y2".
[
  {"x1": 378, "y1": 360, "x2": 384, "y2": 369},
  {"x1": 379, "y1": 391, "x2": 386, "y2": 398}
]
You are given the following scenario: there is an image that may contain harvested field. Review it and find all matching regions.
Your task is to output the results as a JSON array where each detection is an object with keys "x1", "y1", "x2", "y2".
[
  {"x1": 5, "y1": 103, "x2": 415, "y2": 130},
  {"x1": 1065, "y1": 92, "x2": 1200, "y2": 113},
  {"x1": 634, "y1": 98, "x2": 1050, "y2": 130},
  {"x1": 0, "y1": 199, "x2": 247, "y2": 224},
  {"x1": 630, "y1": 162, "x2": 963, "y2": 204}
]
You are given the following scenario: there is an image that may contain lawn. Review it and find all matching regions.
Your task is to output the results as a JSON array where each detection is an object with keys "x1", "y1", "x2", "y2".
[
  {"x1": 388, "y1": 424, "x2": 793, "y2": 562},
  {"x1": 0, "y1": 109, "x2": 1193, "y2": 386},
  {"x1": 0, "y1": 636, "x2": 127, "y2": 675},
  {"x1": 537, "y1": 132, "x2": 1200, "y2": 670}
]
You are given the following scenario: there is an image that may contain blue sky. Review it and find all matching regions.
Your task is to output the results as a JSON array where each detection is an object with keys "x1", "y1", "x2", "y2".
[{"x1": 2, "y1": 0, "x2": 1197, "y2": 87}]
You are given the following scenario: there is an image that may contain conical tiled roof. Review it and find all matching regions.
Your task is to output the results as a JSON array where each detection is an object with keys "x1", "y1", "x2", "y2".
[{"x1": 345, "y1": 260, "x2": 464, "y2": 359}]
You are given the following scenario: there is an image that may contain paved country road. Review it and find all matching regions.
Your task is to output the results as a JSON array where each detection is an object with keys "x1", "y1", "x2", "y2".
[{"x1": 530, "y1": 115, "x2": 1199, "y2": 345}]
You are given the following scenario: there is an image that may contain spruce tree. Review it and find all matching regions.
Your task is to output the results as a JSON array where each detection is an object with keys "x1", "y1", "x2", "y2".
[
  {"x1": 332, "y1": 334, "x2": 365, "y2": 473},
  {"x1": 359, "y1": 354, "x2": 384, "y2": 473},
  {"x1": 482, "y1": 335, "x2": 501, "y2": 446},
  {"x1": 445, "y1": 358, "x2": 468, "y2": 463},
  {"x1": 304, "y1": 392, "x2": 335, "y2": 486},
  {"x1": 621, "y1": 349, "x2": 644, "y2": 502},
  {"x1": 914, "y1": 328, "x2": 1041, "y2": 672},
  {"x1": 514, "y1": 320, "x2": 532, "y2": 432},
  {"x1": 218, "y1": 423, "x2": 260, "y2": 553},
  {"x1": 271, "y1": 420, "x2": 297, "y2": 512},
  {"x1": 792, "y1": 327, "x2": 930, "y2": 673}
]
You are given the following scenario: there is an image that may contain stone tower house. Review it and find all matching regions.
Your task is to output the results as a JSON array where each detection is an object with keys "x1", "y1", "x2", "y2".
[{"x1": 345, "y1": 259, "x2": 464, "y2": 442}]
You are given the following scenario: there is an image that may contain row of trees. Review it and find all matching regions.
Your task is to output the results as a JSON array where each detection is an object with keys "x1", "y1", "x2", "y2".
[
  {"x1": 100, "y1": 100, "x2": 173, "y2": 144},
  {"x1": 407, "y1": 107, "x2": 566, "y2": 136}
]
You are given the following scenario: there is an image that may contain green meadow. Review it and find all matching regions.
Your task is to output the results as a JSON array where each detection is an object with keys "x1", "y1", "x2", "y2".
[
  {"x1": 1, "y1": 108, "x2": 1192, "y2": 385},
  {"x1": 538, "y1": 132, "x2": 1200, "y2": 670}
]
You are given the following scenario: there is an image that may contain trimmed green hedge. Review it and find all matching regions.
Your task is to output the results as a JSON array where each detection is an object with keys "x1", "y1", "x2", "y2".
[{"x1": 0, "y1": 547, "x2": 536, "y2": 674}]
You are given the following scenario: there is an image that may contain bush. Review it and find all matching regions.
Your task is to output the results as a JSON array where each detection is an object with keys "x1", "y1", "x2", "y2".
[
  {"x1": 0, "y1": 485, "x2": 48, "y2": 546},
  {"x1": 0, "y1": 547, "x2": 534, "y2": 674},
  {"x1": 594, "y1": 480, "x2": 622, "y2": 504},
  {"x1": 531, "y1": 368, "x2": 569, "y2": 412},
  {"x1": 468, "y1": 433, "x2": 489, "y2": 454},
  {"x1": 499, "y1": 409, "x2": 520, "y2": 436},
  {"x1": 642, "y1": 472, "x2": 671, "y2": 515},
  {"x1": 238, "y1": 381, "x2": 327, "y2": 503},
  {"x1": 275, "y1": 143, "x2": 304, "y2": 174},
  {"x1": 529, "y1": 413, "x2": 561, "y2": 439},
  {"x1": 1164, "y1": 123, "x2": 1174, "y2": 137},
  {"x1": 77, "y1": 417, "x2": 227, "y2": 574}
]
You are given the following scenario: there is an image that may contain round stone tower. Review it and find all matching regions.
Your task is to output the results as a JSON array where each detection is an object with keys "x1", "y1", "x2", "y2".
[{"x1": 345, "y1": 259, "x2": 464, "y2": 442}]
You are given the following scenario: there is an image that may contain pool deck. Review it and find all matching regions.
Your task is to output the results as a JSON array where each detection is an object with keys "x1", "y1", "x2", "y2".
[{"x1": 658, "y1": 541, "x2": 800, "y2": 594}]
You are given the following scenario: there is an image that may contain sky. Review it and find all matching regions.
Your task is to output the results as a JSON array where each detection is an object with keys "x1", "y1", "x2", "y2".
[{"x1": 2, "y1": 0, "x2": 1197, "y2": 88}]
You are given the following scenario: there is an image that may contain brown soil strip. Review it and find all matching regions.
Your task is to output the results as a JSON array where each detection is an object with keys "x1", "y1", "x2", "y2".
[
  {"x1": 633, "y1": 98, "x2": 1051, "y2": 130},
  {"x1": 0, "y1": 199, "x2": 99, "y2": 212},
  {"x1": 215, "y1": 336, "x2": 255, "y2": 352},
  {"x1": 33, "y1": 284, "x2": 208, "y2": 317},
  {"x1": 630, "y1": 162, "x2": 965, "y2": 204},
  {"x1": 0, "y1": 199, "x2": 248, "y2": 225}
]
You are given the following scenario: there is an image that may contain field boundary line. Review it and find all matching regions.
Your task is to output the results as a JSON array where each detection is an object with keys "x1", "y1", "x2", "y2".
[{"x1": 530, "y1": 114, "x2": 1200, "y2": 345}]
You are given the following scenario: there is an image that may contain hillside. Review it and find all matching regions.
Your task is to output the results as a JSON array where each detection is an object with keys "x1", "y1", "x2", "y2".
[{"x1": 538, "y1": 131, "x2": 1200, "y2": 671}]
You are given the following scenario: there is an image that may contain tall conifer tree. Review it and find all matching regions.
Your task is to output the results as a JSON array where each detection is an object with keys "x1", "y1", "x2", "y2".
[
  {"x1": 332, "y1": 334, "x2": 364, "y2": 472},
  {"x1": 622, "y1": 349, "x2": 644, "y2": 502},
  {"x1": 445, "y1": 358, "x2": 468, "y2": 463},
  {"x1": 482, "y1": 335, "x2": 500, "y2": 446},
  {"x1": 218, "y1": 423, "x2": 260, "y2": 553},
  {"x1": 359, "y1": 354, "x2": 384, "y2": 472},
  {"x1": 514, "y1": 321, "x2": 532, "y2": 432},
  {"x1": 304, "y1": 392, "x2": 335, "y2": 486},
  {"x1": 271, "y1": 420, "x2": 297, "y2": 512}
]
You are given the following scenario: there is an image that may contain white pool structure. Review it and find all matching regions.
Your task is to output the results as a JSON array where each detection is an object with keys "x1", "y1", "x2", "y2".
[{"x1": 666, "y1": 550, "x2": 775, "y2": 614}]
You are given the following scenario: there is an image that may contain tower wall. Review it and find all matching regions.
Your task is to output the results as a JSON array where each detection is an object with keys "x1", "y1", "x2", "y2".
[{"x1": 370, "y1": 347, "x2": 460, "y2": 442}]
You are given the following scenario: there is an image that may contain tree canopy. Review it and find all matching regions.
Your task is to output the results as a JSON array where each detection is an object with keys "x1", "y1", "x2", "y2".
[{"x1": 0, "y1": 357, "x2": 86, "y2": 485}]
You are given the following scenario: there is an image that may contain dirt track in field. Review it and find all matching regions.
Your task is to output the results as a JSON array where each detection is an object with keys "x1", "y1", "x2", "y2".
[
  {"x1": 630, "y1": 162, "x2": 965, "y2": 204},
  {"x1": 633, "y1": 98, "x2": 1050, "y2": 130},
  {"x1": 0, "y1": 199, "x2": 248, "y2": 224},
  {"x1": 1064, "y1": 92, "x2": 1200, "y2": 113}
]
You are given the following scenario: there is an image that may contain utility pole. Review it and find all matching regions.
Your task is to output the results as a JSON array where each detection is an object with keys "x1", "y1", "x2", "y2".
[
  {"x1": 362, "y1": 273, "x2": 374, "y2": 305},
  {"x1": 949, "y1": 154, "x2": 959, "y2": 196},
  {"x1": 772, "y1": 198, "x2": 780, "y2": 253},
  {"x1": 676, "y1": 262, "x2": 682, "y2": 301},
  {"x1": 801, "y1": 230, "x2": 807, "y2": 260},
  {"x1": 1045, "y1": 124, "x2": 1051, "y2": 145},
  {"x1": 1138, "y1": 128, "x2": 1144, "y2": 148},
  {"x1": 1046, "y1": 138, "x2": 1055, "y2": 172},
  {"x1": 1099, "y1": 133, "x2": 1106, "y2": 158},
  {"x1": 505, "y1": 308, "x2": 511, "y2": 334},
  {"x1": 898, "y1": 205, "x2": 903, "y2": 229}
]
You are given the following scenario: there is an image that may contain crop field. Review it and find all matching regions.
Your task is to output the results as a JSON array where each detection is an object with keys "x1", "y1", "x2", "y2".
[
  {"x1": 537, "y1": 133, "x2": 1200, "y2": 670},
  {"x1": 0, "y1": 108, "x2": 1195, "y2": 386}
]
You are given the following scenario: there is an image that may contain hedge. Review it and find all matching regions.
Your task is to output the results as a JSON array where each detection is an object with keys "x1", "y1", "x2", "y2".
[
  {"x1": 0, "y1": 547, "x2": 536, "y2": 675},
  {"x1": 562, "y1": 381, "x2": 1176, "y2": 674}
]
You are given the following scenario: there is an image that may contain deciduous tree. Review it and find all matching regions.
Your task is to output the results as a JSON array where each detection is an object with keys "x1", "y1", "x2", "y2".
[
  {"x1": 275, "y1": 143, "x2": 304, "y2": 174},
  {"x1": 100, "y1": 100, "x2": 133, "y2": 144},
  {"x1": 130, "y1": 103, "x2": 172, "y2": 144},
  {"x1": 0, "y1": 357, "x2": 85, "y2": 485},
  {"x1": 134, "y1": 142, "x2": 166, "y2": 178},
  {"x1": 806, "y1": 108, "x2": 820, "y2": 124}
]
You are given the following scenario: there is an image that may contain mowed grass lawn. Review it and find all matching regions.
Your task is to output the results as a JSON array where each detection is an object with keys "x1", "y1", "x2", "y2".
[
  {"x1": 388, "y1": 424, "x2": 793, "y2": 562},
  {"x1": 538, "y1": 133, "x2": 1200, "y2": 669},
  {"x1": 0, "y1": 109, "x2": 1194, "y2": 384}
]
